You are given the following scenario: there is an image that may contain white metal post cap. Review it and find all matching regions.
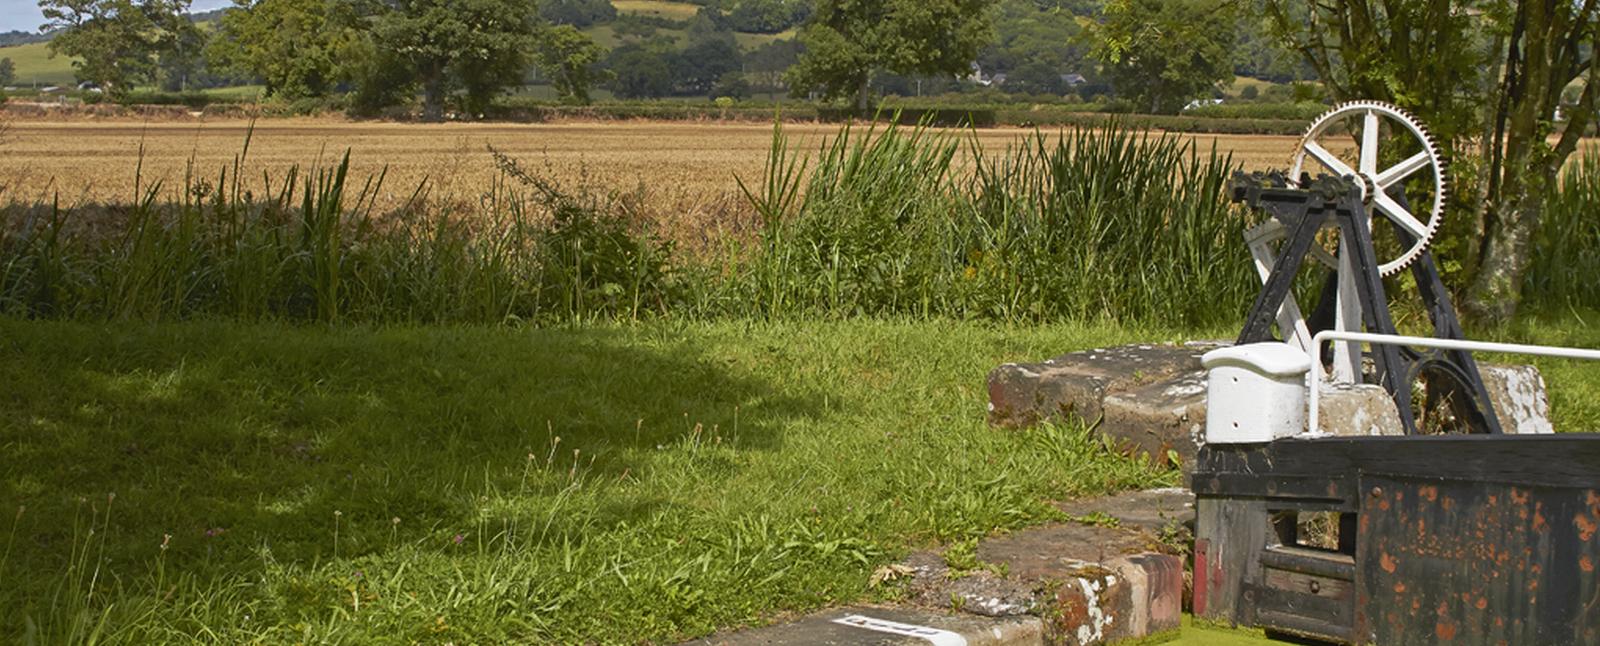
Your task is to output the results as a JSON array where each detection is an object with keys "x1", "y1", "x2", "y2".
[{"x1": 1201, "y1": 343, "x2": 1312, "y2": 377}]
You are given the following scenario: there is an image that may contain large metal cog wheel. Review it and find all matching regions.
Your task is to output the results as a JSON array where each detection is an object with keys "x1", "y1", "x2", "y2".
[{"x1": 1290, "y1": 101, "x2": 1447, "y2": 276}]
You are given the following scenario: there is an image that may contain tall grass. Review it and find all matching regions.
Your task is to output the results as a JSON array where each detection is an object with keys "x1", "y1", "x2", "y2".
[
  {"x1": 1526, "y1": 148, "x2": 1600, "y2": 310},
  {"x1": 32, "y1": 119, "x2": 1576, "y2": 327},
  {"x1": 0, "y1": 136, "x2": 675, "y2": 324},
  {"x1": 744, "y1": 122, "x2": 1253, "y2": 324}
]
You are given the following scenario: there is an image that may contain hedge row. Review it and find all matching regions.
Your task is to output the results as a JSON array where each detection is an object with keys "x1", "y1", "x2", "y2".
[{"x1": 0, "y1": 97, "x2": 1317, "y2": 135}]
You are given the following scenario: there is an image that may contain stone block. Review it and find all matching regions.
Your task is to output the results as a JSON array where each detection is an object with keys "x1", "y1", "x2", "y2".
[
  {"x1": 987, "y1": 343, "x2": 1220, "y2": 429},
  {"x1": 1480, "y1": 364, "x2": 1553, "y2": 434},
  {"x1": 1316, "y1": 383, "x2": 1404, "y2": 437},
  {"x1": 900, "y1": 489, "x2": 1192, "y2": 645},
  {"x1": 1312, "y1": 365, "x2": 1552, "y2": 437},
  {"x1": 1098, "y1": 372, "x2": 1208, "y2": 467}
]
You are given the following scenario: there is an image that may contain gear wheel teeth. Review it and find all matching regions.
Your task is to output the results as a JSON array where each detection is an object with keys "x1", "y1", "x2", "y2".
[{"x1": 1289, "y1": 101, "x2": 1447, "y2": 277}]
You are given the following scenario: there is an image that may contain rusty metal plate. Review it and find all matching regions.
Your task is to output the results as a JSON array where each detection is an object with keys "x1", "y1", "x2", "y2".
[{"x1": 1355, "y1": 475, "x2": 1600, "y2": 645}]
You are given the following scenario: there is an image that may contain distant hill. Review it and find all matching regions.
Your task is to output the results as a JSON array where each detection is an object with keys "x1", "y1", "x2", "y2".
[{"x1": 0, "y1": 30, "x2": 54, "y2": 47}]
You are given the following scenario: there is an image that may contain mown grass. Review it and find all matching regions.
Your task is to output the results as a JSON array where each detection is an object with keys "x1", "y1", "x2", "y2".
[{"x1": 0, "y1": 318, "x2": 1178, "y2": 643}]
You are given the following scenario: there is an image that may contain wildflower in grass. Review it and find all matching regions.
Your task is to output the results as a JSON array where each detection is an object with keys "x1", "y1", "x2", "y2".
[
  {"x1": 159, "y1": 534, "x2": 170, "y2": 551},
  {"x1": 452, "y1": 533, "x2": 464, "y2": 545}
]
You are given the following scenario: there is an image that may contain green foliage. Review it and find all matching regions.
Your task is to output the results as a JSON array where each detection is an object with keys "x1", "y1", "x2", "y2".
[
  {"x1": 1263, "y1": 0, "x2": 1485, "y2": 151},
  {"x1": 537, "y1": 0, "x2": 618, "y2": 27},
  {"x1": 722, "y1": 0, "x2": 811, "y2": 34},
  {"x1": 0, "y1": 137, "x2": 675, "y2": 323},
  {"x1": 787, "y1": 0, "x2": 998, "y2": 109},
  {"x1": 206, "y1": 0, "x2": 353, "y2": 99},
  {"x1": 1087, "y1": 0, "x2": 1239, "y2": 114},
  {"x1": 370, "y1": 0, "x2": 540, "y2": 119},
  {"x1": 678, "y1": 33, "x2": 742, "y2": 95},
  {"x1": 1525, "y1": 149, "x2": 1600, "y2": 311},
  {"x1": 0, "y1": 317, "x2": 1174, "y2": 642},
  {"x1": 711, "y1": 70, "x2": 751, "y2": 100},
  {"x1": 1184, "y1": 101, "x2": 1328, "y2": 121},
  {"x1": 40, "y1": 0, "x2": 199, "y2": 94},
  {"x1": 975, "y1": 0, "x2": 1091, "y2": 82},
  {"x1": 605, "y1": 41, "x2": 678, "y2": 98},
  {"x1": 746, "y1": 37, "x2": 801, "y2": 93},
  {"x1": 532, "y1": 24, "x2": 610, "y2": 105},
  {"x1": 745, "y1": 120, "x2": 1255, "y2": 324},
  {"x1": 0, "y1": 57, "x2": 13, "y2": 86}
]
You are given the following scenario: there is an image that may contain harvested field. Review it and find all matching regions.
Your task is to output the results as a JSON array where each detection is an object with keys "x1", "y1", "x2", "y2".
[{"x1": 0, "y1": 119, "x2": 1312, "y2": 209}]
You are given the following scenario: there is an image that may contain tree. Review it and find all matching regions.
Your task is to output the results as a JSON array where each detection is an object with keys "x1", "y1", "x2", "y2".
[
  {"x1": 0, "y1": 58, "x2": 14, "y2": 86},
  {"x1": 676, "y1": 32, "x2": 741, "y2": 95},
  {"x1": 1006, "y1": 60, "x2": 1067, "y2": 96},
  {"x1": 605, "y1": 41, "x2": 675, "y2": 99},
  {"x1": 371, "y1": 0, "x2": 539, "y2": 120},
  {"x1": 1465, "y1": 0, "x2": 1600, "y2": 321},
  {"x1": 786, "y1": 0, "x2": 999, "y2": 110},
  {"x1": 1265, "y1": 0, "x2": 1600, "y2": 322},
  {"x1": 1263, "y1": 0, "x2": 1484, "y2": 151},
  {"x1": 1086, "y1": 0, "x2": 1239, "y2": 114},
  {"x1": 207, "y1": 0, "x2": 352, "y2": 99},
  {"x1": 537, "y1": 0, "x2": 616, "y2": 27},
  {"x1": 156, "y1": 8, "x2": 207, "y2": 91},
  {"x1": 725, "y1": 0, "x2": 810, "y2": 34},
  {"x1": 531, "y1": 24, "x2": 608, "y2": 104},
  {"x1": 711, "y1": 70, "x2": 751, "y2": 99},
  {"x1": 747, "y1": 38, "x2": 801, "y2": 95},
  {"x1": 977, "y1": 0, "x2": 1090, "y2": 78},
  {"x1": 40, "y1": 0, "x2": 195, "y2": 94}
]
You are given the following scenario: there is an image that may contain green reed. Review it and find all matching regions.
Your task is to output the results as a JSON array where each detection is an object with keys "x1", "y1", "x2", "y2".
[{"x1": 5, "y1": 119, "x2": 1586, "y2": 326}]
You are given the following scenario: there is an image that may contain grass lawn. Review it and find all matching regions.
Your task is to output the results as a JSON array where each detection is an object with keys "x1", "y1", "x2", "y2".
[
  {"x1": 0, "y1": 40, "x2": 78, "y2": 87},
  {"x1": 0, "y1": 318, "x2": 1181, "y2": 643},
  {"x1": 1, "y1": 314, "x2": 1593, "y2": 643}
]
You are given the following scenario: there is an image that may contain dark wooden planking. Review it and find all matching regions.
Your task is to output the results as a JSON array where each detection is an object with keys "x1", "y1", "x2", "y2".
[{"x1": 1196, "y1": 436, "x2": 1600, "y2": 489}]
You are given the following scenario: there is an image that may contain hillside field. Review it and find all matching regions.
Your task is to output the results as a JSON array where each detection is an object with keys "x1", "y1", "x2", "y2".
[{"x1": 0, "y1": 40, "x2": 78, "y2": 87}]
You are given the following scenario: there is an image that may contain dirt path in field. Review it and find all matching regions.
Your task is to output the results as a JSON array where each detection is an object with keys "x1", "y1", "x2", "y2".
[{"x1": 0, "y1": 119, "x2": 1308, "y2": 207}]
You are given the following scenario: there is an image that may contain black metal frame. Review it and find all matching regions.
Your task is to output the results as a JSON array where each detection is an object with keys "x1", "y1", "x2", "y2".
[{"x1": 1228, "y1": 172, "x2": 1501, "y2": 435}]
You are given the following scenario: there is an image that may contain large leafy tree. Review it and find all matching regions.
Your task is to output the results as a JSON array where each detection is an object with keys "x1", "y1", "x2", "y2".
[
  {"x1": 676, "y1": 27, "x2": 742, "y2": 96},
  {"x1": 371, "y1": 0, "x2": 539, "y2": 120},
  {"x1": 976, "y1": 0, "x2": 1090, "y2": 79},
  {"x1": 1086, "y1": 0, "x2": 1239, "y2": 114},
  {"x1": 40, "y1": 0, "x2": 197, "y2": 94},
  {"x1": 536, "y1": 0, "x2": 615, "y2": 27},
  {"x1": 786, "y1": 0, "x2": 998, "y2": 110},
  {"x1": 207, "y1": 0, "x2": 356, "y2": 99},
  {"x1": 605, "y1": 41, "x2": 676, "y2": 99},
  {"x1": 1266, "y1": 0, "x2": 1600, "y2": 322},
  {"x1": 531, "y1": 24, "x2": 608, "y2": 104}
]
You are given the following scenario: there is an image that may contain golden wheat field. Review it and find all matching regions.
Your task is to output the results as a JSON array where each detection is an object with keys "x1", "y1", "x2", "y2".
[{"x1": 0, "y1": 119, "x2": 1311, "y2": 208}]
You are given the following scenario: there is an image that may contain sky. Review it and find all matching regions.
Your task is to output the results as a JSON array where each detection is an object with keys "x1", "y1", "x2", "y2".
[{"x1": 0, "y1": 0, "x2": 234, "y2": 34}]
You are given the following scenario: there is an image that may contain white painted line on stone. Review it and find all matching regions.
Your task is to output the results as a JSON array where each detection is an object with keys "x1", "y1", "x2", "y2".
[{"x1": 830, "y1": 615, "x2": 969, "y2": 646}]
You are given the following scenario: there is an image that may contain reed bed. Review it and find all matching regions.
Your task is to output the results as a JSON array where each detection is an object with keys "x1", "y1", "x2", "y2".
[{"x1": 1527, "y1": 148, "x2": 1600, "y2": 310}]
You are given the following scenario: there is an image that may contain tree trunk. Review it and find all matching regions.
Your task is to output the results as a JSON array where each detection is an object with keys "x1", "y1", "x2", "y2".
[
  {"x1": 422, "y1": 71, "x2": 446, "y2": 123},
  {"x1": 1465, "y1": 173, "x2": 1545, "y2": 323},
  {"x1": 854, "y1": 73, "x2": 871, "y2": 113}
]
